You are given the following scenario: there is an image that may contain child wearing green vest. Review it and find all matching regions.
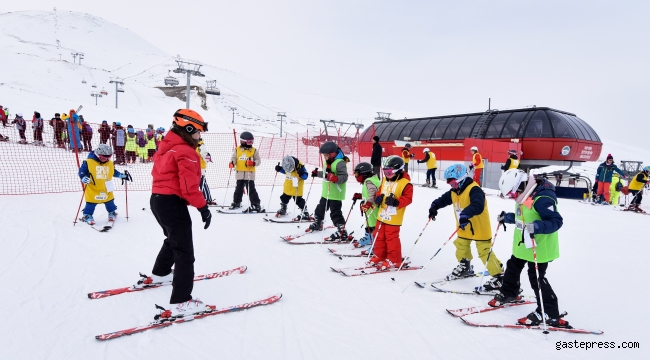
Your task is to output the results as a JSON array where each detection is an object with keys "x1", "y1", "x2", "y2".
[
  {"x1": 352, "y1": 162, "x2": 380, "y2": 248},
  {"x1": 490, "y1": 169, "x2": 569, "y2": 329},
  {"x1": 307, "y1": 142, "x2": 349, "y2": 240}
]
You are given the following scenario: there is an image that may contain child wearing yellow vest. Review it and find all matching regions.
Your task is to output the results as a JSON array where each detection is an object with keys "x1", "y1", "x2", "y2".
[
  {"x1": 417, "y1": 148, "x2": 438, "y2": 188},
  {"x1": 78, "y1": 144, "x2": 132, "y2": 225},
  {"x1": 628, "y1": 167, "x2": 649, "y2": 212},
  {"x1": 274, "y1": 155, "x2": 311, "y2": 220},
  {"x1": 229, "y1": 131, "x2": 263, "y2": 212},
  {"x1": 428, "y1": 164, "x2": 504, "y2": 288},
  {"x1": 196, "y1": 138, "x2": 215, "y2": 205}
]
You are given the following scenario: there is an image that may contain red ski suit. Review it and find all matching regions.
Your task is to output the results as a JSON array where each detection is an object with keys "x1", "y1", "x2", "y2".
[
  {"x1": 373, "y1": 173, "x2": 413, "y2": 265},
  {"x1": 151, "y1": 131, "x2": 206, "y2": 209}
]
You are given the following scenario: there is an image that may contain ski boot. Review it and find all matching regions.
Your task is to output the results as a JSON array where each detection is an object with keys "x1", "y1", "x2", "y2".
[
  {"x1": 547, "y1": 314, "x2": 571, "y2": 328},
  {"x1": 156, "y1": 298, "x2": 208, "y2": 320},
  {"x1": 108, "y1": 211, "x2": 117, "y2": 221},
  {"x1": 306, "y1": 218, "x2": 323, "y2": 232},
  {"x1": 446, "y1": 259, "x2": 471, "y2": 280},
  {"x1": 354, "y1": 230, "x2": 373, "y2": 248},
  {"x1": 481, "y1": 274, "x2": 503, "y2": 292},
  {"x1": 243, "y1": 204, "x2": 263, "y2": 213},
  {"x1": 229, "y1": 202, "x2": 241, "y2": 210},
  {"x1": 137, "y1": 271, "x2": 173, "y2": 287},
  {"x1": 276, "y1": 203, "x2": 288, "y2": 217},
  {"x1": 367, "y1": 256, "x2": 382, "y2": 267},
  {"x1": 328, "y1": 224, "x2": 349, "y2": 242},
  {"x1": 517, "y1": 310, "x2": 550, "y2": 326},
  {"x1": 80, "y1": 214, "x2": 95, "y2": 225},
  {"x1": 379, "y1": 258, "x2": 409, "y2": 270},
  {"x1": 293, "y1": 207, "x2": 312, "y2": 221},
  {"x1": 488, "y1": 292, "x2": 522, "y2": 307}
]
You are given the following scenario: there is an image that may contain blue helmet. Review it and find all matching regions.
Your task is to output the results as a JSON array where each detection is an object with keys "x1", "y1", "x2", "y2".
[
  {"x1": 116, "y1": 122, "x2": 121, "y2": 126},
  {"x1": 644, "y1": 166, "x2": 650, "y2": 172},
  {"x1": 128, "y1": 128, "x2": 135, "y2": 133},
  {"x1": 444, "y1": 164, "x2": 468, "y2": 180}
]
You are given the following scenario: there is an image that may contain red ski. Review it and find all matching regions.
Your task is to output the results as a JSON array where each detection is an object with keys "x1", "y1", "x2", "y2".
[
  {"x1": 459, "y1": 317, "x2": 603, "y2": 335},
  {"x1": 446, "y1": 299, "x2": 536, "y2": 317},
  {"x1": 280, "y1": 226, "x2": 335, "y2": 242},
  {"x1": 88, "y1": 265, "x2": 247, "y2": 299},
  {"x1": 96, "y1": 293, "x2": 282, "y2": 340},
  {"x1": 339, "y1": 264, "x2": 423, "y2": 277}
]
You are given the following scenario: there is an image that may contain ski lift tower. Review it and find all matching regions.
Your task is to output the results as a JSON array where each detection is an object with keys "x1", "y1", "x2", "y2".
[
  {"x1": 277, "y1": 112, "x2": 286, "y2": 137},
  {"x1": 173, "y1": 58, "x2": 205, "y2": 109},
  {"x1": 90, "y1": 91, "x2": 103, "y2": 105},
  {"x1": 229, "y1": 106, "x2": 237, "y2": 124},
  {"x1": 109, "y1": 78, "x2": 125, "y2": 109}
]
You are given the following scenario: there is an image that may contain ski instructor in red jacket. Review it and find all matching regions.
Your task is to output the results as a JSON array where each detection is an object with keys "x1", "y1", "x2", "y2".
[{"x1": 146, "y1": 108, "x2": 212, "y2": 318}]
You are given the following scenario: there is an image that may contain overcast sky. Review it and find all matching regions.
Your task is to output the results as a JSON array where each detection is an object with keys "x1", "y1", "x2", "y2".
[{"x1": 4, "y1": 0, "x2": 650, "y2": 142}]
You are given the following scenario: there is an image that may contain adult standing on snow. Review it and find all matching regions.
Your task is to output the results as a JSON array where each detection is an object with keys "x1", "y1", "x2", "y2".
[
  {"x1": 371, "y1": 136, "x2": 383, "y2": 178},
  {"x1": 594, "y1": 154, "x2": 625, "y2": 205},
  {"x1": 489, "y1": 169, "x2": 569, "y2": 329},
  {"x1": 144, "y1": 109, "x2": 212, "y2": 318},
  {"x1": 469, "y1": 146, "x2": 484, "y2": 186},
  {"x1": 428, "y1": 164, "x2": 505, "y2": 289},
  {"x1": 228, "y1": 131, "x2": 263, "y2": 213}
]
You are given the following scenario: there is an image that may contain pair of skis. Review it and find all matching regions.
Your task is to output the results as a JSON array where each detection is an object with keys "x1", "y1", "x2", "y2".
[
  {"x1": 330, "y1": 263, "x2": 422, "y2": 277},
  {"x1": 79, "y1": 218, "x2": 115, "y2": 232},
  {"x1": 90, "y1": 265, "x2": 282, "y2": 340}
]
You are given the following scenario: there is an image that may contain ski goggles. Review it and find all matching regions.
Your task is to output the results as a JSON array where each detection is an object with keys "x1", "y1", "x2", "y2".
[
  {"x1": 97, "y1": 154, "x2": 112, "y2": 162},
  {"x1": 241, "y1": 139, "x2": 254, "y2": 145},
  {"x1": 382, "y1": 167, "x2": 398, "y2": 177},
  {"x1": 447, "y1": 178, "x2": 460, "y2": 189}
]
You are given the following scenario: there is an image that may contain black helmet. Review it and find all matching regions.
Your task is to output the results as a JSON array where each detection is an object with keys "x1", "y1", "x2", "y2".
[
  {"x1": 382, "y1": 155, "x2": 404, "y2": 170},
  {"x1": 404, "y1": 143, "x2": 412, "y2": 148},
  {"x1": 354, "y1": 162, "x2": 373, "y2": 177},
  {"x1": 319, "y1": 141, "x2": 338, "y2": 154},
  {"x1": 240, "y1": 131, "x2": 254, "y2": 140}
]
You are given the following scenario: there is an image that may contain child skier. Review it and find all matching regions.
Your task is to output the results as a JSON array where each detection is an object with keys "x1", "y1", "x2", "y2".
[
  {"x1": 501, "y1": 149, "x2": 520, "y2": 171},
  {"x1": 12, "y1": 113, "x2": 27, "y2": 144},
  {"x1": 136, "y1": 130, "x2": 148, "y2": 163},
  {"x1": 428, "y1": 164, "x2": 504, "y2": 289},
  {"x1": 401, "y1": 143, "x2": 414, "y2": 173},
  {"x1": 489, "y1": 169, "x2": 568, "y2": 328},
  {"x1": 627, "y1": 166, "x2": 649, "y2": 212},
  {"x1": 417, "y1": 148, "x2": 437, "y2": 188},
  {"x1": 274, "y1": 155, "x2": 310, "y2": 220},
  {"x1": 469, "y1": 146, "x2": 483, "y2": 186},
  {"x1": 609, "y1": 173, "x2": 624, "y2": 206},
  {"x1": 307, "y1": 141, "x2": 349, "y2": 239},
  {"x1": 229, "y1": 131, "x2": 263, "y2": 212},
  {"x1": 367, "y1": 156, "x2": 413, "y2": 269},
  {"x1": 125, "y1": 128, "x2": 137, "y2": 163},
  {"x1": 352, "y1": 162, "x2": 380, "y2": 248},
  {"x1": 78, "y1": 144, "x2": 132, "y2": 224}
]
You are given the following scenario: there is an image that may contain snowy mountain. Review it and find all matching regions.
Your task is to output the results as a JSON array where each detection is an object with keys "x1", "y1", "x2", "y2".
[{"x1": 0, "y1": 10, "x2": 387, "y2": 137}]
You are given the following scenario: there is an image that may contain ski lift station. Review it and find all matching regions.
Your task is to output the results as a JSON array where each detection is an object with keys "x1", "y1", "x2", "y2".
[{"x1": 359, "y1": 107, "x2": 603, "y2": 193}]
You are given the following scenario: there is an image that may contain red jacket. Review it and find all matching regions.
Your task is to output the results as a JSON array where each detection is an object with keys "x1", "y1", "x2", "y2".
[{"x1": 151, "y1": 131, "x2": 206, "y2": 209}]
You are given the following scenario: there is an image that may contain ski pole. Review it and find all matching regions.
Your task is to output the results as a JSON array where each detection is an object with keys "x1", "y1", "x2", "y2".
[
  {"x1": 222, "y1": 168, "x2": 233, "y2": 207},
  {"x1": 125, "y1": 179, "x2": 129, "y2": 222},
  {"x1": 319, "y1": 181, "x2": 331, "y2": 246},
  {"x1": 73, "y1": 184, "x2": 87, "y2": 226},
  {"x1": 343, "y1": 208, "x2": 370, "y2": 251},
  {"x1": 266, "y1": 163, "x2": 280, "y2": 215},
  {"x1": 402, "y1": 227, "x2": 460, "y2": 293},
  {"x1": 522, "y1": 206, "x2": 549, "y2": 336},
  {"x1": 391, "y1": 217, "x2": 433, "y2": 281},
  {"x1": 474, "y1": 222, "x2": 506, "y2": 292}
]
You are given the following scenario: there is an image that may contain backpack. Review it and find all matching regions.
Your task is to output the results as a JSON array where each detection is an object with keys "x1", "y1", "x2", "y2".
[
  {"x1": 615, "y1": 181, "x2": 623, "y2": 192},
  {"x1": 85, "y1": 124, "x2": 93, "y2": 134}
]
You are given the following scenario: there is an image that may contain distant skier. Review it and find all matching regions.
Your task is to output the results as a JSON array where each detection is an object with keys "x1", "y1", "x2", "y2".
[
  {"x1": 32, "y1": 111, "x2": 44, "y2": 146},
  {"x1": 50, "y1": 113, "x2": 65, "y2": 148},
  {"x1": 627, "y1": 166, "x2": 649, "y2": 212},
  {"x1": 353, "y1": 162, "x2": 380, "y2": 249},
  {"x1": 594, "y1": 154, "x2": 625, "y2": 204},
  {"x1": 98, "y1": 120, "x2": 111, "y2": 144},
  {"x1": 417, "y1": 148, "x2": 437, "y2": 188},
  {"x1": 197, "y1": 138, "x2": 215, "y2": 205},
  {"x1": 489, "y1": 169, "x2": 569, "y2": 329},
  {"x1": 0, "y1": 105, "x2": 6, "y2": 127},
  {"x1": 428, "y1": 164, "x2": 504, "y2": 289},
  {"x1": 501, "y1": 149, "x2": 520, "y2": 171},
  {"x1": 228, "y1": 131, "x2": 263, "y2": 212},
  {"x1": 401, "y1": 143, "x2": 414, "y2": 173},
  {"x1": 78, "y1": 144, "x2": 132, "y2": 225},
  {"x1": 307, "y1": 141, "x2": 349, "y2": 240},
  {"x1": 12, "y1": 113, "x2": 27, "y2": 144},
  {"x1": 113, "y1": 122, "x2": 126, "y2": 164},
  {"x1": 145, "y1": 109, "x2": 212, "y2": 318},
  {"x1": 146, "y1": 130, "x2": 157, "y2": 161},
  {"x1": 469, "y1": 146, "x2": 483, "y2": 186},
  {"x1": 80, "y1": 116, "x2": 93, "y2": 151},
  {"x1": 367, "y1": 156, "x2": 413, "y2": 269},
  {"x1": 274, "y1": 155, "x2": 311, "y2": 220}
]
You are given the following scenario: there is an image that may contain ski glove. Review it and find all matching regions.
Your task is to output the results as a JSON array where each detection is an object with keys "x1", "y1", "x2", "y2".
[
  {"x1": 469, "y1": 165, "x2": 475, "y2": 170},
  {"x1": 525, "y1": 222, "x2": 537, "y2": 235},
  {"x1": 311, "y1": 168, "x2": 319, "y2": 178},
  {"x1": 81, "y1": 176, "x2": 91, "y2": 184},
  {"x1": 352, "y1": 193, "x2": 363, "y2": 201},
  {"x1": 326, "y1": 172, "x2": 338, "y2": 183},
  {"x1": 497, "y1": 211, "x2": 506, "y2": 223},
  {"x1": 458, "y1": 213, "x2": 470, "y2": 230},
  {"x1": 198, "y1": 205, "x2": 212, "y2": 230},
  {"x1": 428, "y1": 204, "x2": 438, "y2": 220},
  {"x1": 246, "y1": 160, "x2": 255, "y2": 167},
  {"x1": 410, "y1": 153, "x2": 415, "y2": 158},
  {"x1": 228, "y1": 162, "x2": 234, "y2": 169},
  {"x1": 384, "y1": 194, "x2": 399, "y2": 207},
  {"x1": 374, "y1": 194, "x2": 385, "y2": 205},
  {"x1": 120, "y1": 170, "x2": 133, "y2": 185},
  {"x1": 360, "y1": 201, "x2": 373, "y2": 213},
  {"x1": 275, "y1": 163, "x2": 283, "y2": 172}
]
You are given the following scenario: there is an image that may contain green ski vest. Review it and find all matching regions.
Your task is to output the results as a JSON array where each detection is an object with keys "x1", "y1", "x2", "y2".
[
  {"x1": 322, "y1": 158, "x2": 346, "y2": 201},
  {"x1": 362, "y1": 175, "x2": 381, "y2": 227},
  {"x1": 513, "y1": 196, "x2": 559, "y2": 263}
]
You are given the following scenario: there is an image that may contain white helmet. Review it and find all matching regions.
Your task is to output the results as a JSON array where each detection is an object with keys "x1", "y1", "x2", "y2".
[
  {"x1": 499, "y1": 169, "x2": 528, "y2": 199},
  {"x1": 16, "y1": 113, "x2": 23, "y2": 117},
  {"x1": 423, "y1": 148, "x2": 430, "y2": 153},
  {"x1": 470, "y1": 146, "x2": 478, "y2": 152}
]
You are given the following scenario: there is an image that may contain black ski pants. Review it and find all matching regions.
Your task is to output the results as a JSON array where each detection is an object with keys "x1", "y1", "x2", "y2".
[
  {"x1": 314, "y1": 197, "x2": 344, "y2": 226},
  {"x1": 280, "y1": 193, "x2": 306, "y2": 209},
  {"x1": 233, "y1": 179, "x2": 260, "y2": 205},
  {"x1": 630, "y1": 190, "x2": 643, "y2": 205},
  {"x1": 501, "y1": 255, "x2": 559, "y2": 318},
  {"x1": 426, "y1": 168, "x2": 437, "y2": 185},
  {"x1": 150, "y1": 194, "x2": 195, "y2": 304}
]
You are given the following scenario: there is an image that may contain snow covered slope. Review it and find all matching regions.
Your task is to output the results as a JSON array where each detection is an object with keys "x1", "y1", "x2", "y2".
[
  {"x1": 0, "y1": 182, "x2": 647, "y2": 359},
  {"x1": 0, "y1": 10, "x2": 386, "y2": 136}
]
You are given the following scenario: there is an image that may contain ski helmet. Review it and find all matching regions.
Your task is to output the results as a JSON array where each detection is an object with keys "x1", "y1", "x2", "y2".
[
  {"x1": 354, "y1": 162, "x2": 373, "y2": 183},
  {"x1": 116, "y1": 122, "x2": 121, "y2": 126},
  {"x1": 498, "y1": 169, "x2": 528, "y2": 199},
  {"x1": 644, "y1": 166, "x2": 650, "y2": 172},
  {"x1": 404, "y1": 143, "x2": 412, "y2": 148},
  {"x1": 508, "y1": 149, "x2": 517, "y2": 155},
  {"x1": 470, "y1": 146, "x2": 478, "y2": 152},
  {"x1": 240, "y1": 131, "x2": 254, "y2": 146},
  {"x1": 95, "y1": 144, "x2": 113, "y2": 157},
  {"x1": 423, "y1": 148, "x2": 430, "y2": 153},
  {"x1": 173, "y1": 109, "x2": 207, "y2": 133},
  {"x1": 282, "y1": 155, "x2": 296, "y2": 173},
  {"x1": 16, "y1": 113, "x2": 23, "y2": 117},
  {"x1": 319, "y1": 141, "x2": 338, "y2": 154},
  {"x1": 382, "y1": 156, "x2": 404, "y2": 178},
  {"x1": 443, "y1": 164, "x2": 469, "y2": 189}
]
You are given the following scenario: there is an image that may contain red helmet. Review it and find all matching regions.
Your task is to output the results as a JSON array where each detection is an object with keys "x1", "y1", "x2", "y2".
[{"x1": 173, "y1": 109, "x2": 208, "y2": 133}]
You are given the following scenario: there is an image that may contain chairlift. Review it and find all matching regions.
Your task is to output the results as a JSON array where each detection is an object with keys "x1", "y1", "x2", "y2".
[
  {"x1": 81, "y1": 78, "x2": 87, "y2": 84},
  {"x1": 117, "y1": 83, "x2": 125, "y2": 93},
  {"x1": 205, "y1": 80, "x2": 220, "y2": 96},
  {"x1": 100, "y1": 88, "x2": 108, "y2": 96},
  {"x1": 92, "y1": 83, "x2": 97, "y2": 88},
  {"x1": 164, "y1": 70, "x2": 179, "y2": 86}
]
